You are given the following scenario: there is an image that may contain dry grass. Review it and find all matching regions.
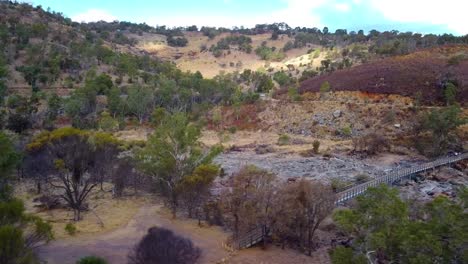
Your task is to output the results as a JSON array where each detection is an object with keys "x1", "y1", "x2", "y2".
[
  {"x1": 134, "y1": 31, "x2": 317, "y2": 78},
  {"x1": 14, "y1": 181, "x2": 151, "y2": 240}
]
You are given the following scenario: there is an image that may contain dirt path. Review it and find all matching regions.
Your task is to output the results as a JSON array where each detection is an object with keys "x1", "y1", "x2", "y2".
[
  {"x1": 37, "y1": 204, "x2": 231, "y2": 264},
  {"x1": 37, "y1": 203, "x2": 330, "y2": 264}
]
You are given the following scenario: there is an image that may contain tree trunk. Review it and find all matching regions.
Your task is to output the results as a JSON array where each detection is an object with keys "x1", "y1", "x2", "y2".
[
  {"x1": 307, "y1": 226, "x2": 312, "y2": 256},
  {"x1": 74, "y1": 209, "x2": 80, "y2": 221},
  {"x1": 36, "y1": 181, "x2": 41, "y2": 194},
  {"x1": 171, "y1": 192, "x2": 178, "y2": 219}
]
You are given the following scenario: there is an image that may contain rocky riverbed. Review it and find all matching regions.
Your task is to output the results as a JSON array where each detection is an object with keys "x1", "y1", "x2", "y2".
[
  {"x1": 214, "y1": 150, "x2": 467, "y2": 202},
  {"x1": 214, "y1": 150, "x2": 404, "y2": 183}
]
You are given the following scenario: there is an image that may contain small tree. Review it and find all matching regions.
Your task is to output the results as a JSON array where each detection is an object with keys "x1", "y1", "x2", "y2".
[
  {"x1": 128, "y1": 227, "x2": 201, "y2": 264},
  {"x1": 332, "y1": 185, "x2": 467, "y2": 263},
  {"x1": 320, "y1": 81, "x2": 331, "y2": 95},
  {"x1": 275, "y1": 180, "x2": 335, "y2": 255},
  {"x1": 138, "y1": 112, "x2": 221, "y2": 218},
  {"x1": 127, "y1": 86, "x2": 153, "y2": 124},
  {"x1": 178, "y1": 164, "x2": 219, "y2": 220},
  {"x1": 221, "y1": 165, "x2": 278, "y2": 240},
  {"x1": 0, "y1": 199, "x2": 53, "y2": 264},
  {"x1": 443, "y1": 82, "x2": 457, "y2": 106},
  {"x1": 416, "y1": 105, "x2": 466, "y2": 156},
  {"x1": 0, "y1": 132, "x2": 20, "y2": 200},
  {"x1": 312, "y1": 140, "x2": 320, "y2": 154},
  {"x1": 107, "y1": 87, "x2": 126, "y2": 118},
  {"x1": 46, "y1": 93, "x2": 62, "y2": 123},
  {"x1": 26, "y1": 128, "x2": 120, "y2": 221}
]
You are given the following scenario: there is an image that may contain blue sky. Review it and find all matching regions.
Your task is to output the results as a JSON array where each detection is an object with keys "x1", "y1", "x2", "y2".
[{"x1": 31, "y1": 0, "x2": 467, "y2": 35}]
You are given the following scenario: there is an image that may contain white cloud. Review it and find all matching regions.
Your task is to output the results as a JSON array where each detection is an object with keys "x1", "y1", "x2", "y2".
[
  {"x1": 369, "y1": 0, "x2": 468, "y2": 34},
  {"x1": 71, "y1": 9, "x2": 117, "y2": 23},
  {"x1": 144, "y1": 0, "x2": 327, "y2": 29},
  {"x1": 335, "y1": 3, "x2": 351, "y2": 12}
]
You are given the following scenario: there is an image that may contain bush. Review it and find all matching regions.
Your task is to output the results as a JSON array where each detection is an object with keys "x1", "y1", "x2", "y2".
[
  {"x1": 128, "y1": 227, "x2": 201, "y2": 264},
  {"x1": 98, "y1": 111, "x2": 119, "y2": 132},
  {"x1": 330, "y1": 246, "x2": 366, "y2": 264},
  {"x1": 277, "y1": 134, "x2": 290, "y2": 146},
  {"x1": 354, "y1": 174, "x2": 370, "y2": 184},
  {"x1": 331, "y1": 178, "x2": 352, "y2": 192},
  {"x1": 312, "y1": 140, "x2": 320, "y2": 154},
  {"x1": 65, "y1": 223, "x2": 77, "y2": 235},
  {"x1": 340, "y1": 126, "x2": 352, "y2": 137},
  {"x1": 167, "y1": 36, "x2": 188, "y2": 47},
  {"x1": 287, "y1": 87, "x2": 302, "y2": 101},
  {"x1": 320, "y1": 81, "x2": 331, "y2": 93},
  {"x1": 76, "y1": 256, "x2": 108, "y2": 264},
  {"x1": 228, "y1": 126, "x2": 237, "y2": 134}
]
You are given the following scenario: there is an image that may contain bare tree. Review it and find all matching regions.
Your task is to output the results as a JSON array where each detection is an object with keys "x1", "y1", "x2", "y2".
[
  {"x1": 221, "y1": 165, "x2": 278, "y2": 241},
  {"x1": 274, "y1": 179, "x2": 335, "y2": 255},
  {"x1": 128, "y1": 227, "x2": 201, "y2": 264}
]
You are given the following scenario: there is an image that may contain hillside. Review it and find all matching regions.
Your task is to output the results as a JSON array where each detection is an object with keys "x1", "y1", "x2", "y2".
[{"x1": 299, "y1": 45, "x2": 468, "y2": 104}]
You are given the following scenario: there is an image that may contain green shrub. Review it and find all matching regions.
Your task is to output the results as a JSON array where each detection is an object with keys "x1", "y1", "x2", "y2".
[
  {"x1": 76, "y1": 256, "x2": 108, "y2": 264},
  {"x1": 287, "y1": 87, "x2": 302, "y2": 101},
  {"x1": 330, "y1": 246, "x2": 366, "y2": 264},
  {"x1": 65, "y1": 223, "x2": 77, "y2": 236},
  {"x1": 340, "y1": 126, "x2": 352, "y2": 137},
  {"x1": 312, "y1": 140, "x2": 320, "y2": 154},
  {"x1": 320, "y1": 81, "x2": 331, "y2": 93},
  {"x1": 330, "y1": 178, "x2": 352, "y2": 192},
  {"x1": 98, "y1": 111, "x2": 119, "y2": 132},
  {"x1": 354, "y1": 174, "x2": 370, "y2": 184},
  {"x1": 277, "y1": 134, "x2": 290, "y2": 146},
  {"x1": 228, "y1": 126, "x2": 237, "y2": 134}
]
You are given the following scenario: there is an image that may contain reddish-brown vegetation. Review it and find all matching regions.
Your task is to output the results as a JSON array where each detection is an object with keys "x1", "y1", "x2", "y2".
[
  {"x1": 299, "y1": 45, "x2": 468, "y2": 105},
  {"x1": 206, "y1": 103, "x2": 263, "y2": 131}
]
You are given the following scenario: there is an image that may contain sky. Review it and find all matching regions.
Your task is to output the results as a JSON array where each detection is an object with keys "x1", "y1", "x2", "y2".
[{"x1": 29, "y1": 0, "x2": 468, "y2": 35}]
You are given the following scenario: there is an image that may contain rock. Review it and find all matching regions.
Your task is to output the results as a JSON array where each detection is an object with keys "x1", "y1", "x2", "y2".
[
  {"x1": 333, "y1": 110, "x2": 342, "y2": 118},
  {"x1": 255, "y1": 144, "x2": 275, "y2": 154},
  {"x1": 394, "y1": 124, "x2": 401, "y2": 128}
]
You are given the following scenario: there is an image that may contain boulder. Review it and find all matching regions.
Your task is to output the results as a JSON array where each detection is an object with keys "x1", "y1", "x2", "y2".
[{"x1": 333, "y1": 110, "x2": 342, "y2": 118}]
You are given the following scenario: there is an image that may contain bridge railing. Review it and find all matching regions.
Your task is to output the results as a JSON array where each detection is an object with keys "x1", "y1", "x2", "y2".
[{"x1": 335, "y1": 153, "x2": 467, "y2": 204}]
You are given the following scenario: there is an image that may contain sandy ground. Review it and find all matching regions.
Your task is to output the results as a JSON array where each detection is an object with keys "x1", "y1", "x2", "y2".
[
  {"x1": 37, "y1": 203, "x2": 329, "y2": 264},
  {"x1": 36, "y1": 204, "x2": 231, "y2": 264}
]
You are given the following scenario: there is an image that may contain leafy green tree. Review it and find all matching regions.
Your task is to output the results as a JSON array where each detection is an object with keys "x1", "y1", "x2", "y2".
[
  {"x1": 417, "y1": 105, "x2": 466, "y2": 156},
  {"x1": 0, "y1": 199, "x2": 53, "y2": 264},
  {"x1": 98, "y1": 111, "x2": 119, "y2": 132},
  {"x1": 0, "y1": 133, "x2": 52, "y2": 264},
  {"x1": 273, "y1": 71, "x2": 291, "y2": 87},
  {"x1": 127, "y1": 86, "x2": 153, "y2": 124},
  {"x1": 64, "y1": 84, "x2": 97, "y2": 128},
  {"x1": 0, "y1": 132, "x2": 20, "y2": 200},
  {"x1": 443, "y1": 82, "x2": 457, "y2": 106},
  {"x1": 332, "y1": 185, "x2": 468, "y2": 263},
  {"x1": 178, "y1": 164, "x2": 219, "y2": 219},
  {"x1": 138, "y1": 112, "x2": 221, "y2": 218},
  {"x1": 0, "y1": 55, "x2": 7, "y2": 105},
  {"x1": 86, "y1": 73, "x2": 113, "y2": 95},
  {"x1": 46, "y1": 93, "x2": 62, "y2": 122},
  {"x1": 150, "y1": 107, "x2": 166, "y2": 127},
  {"x1": 107, "y1": 87, "x2": 126, "y2": 118}
]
